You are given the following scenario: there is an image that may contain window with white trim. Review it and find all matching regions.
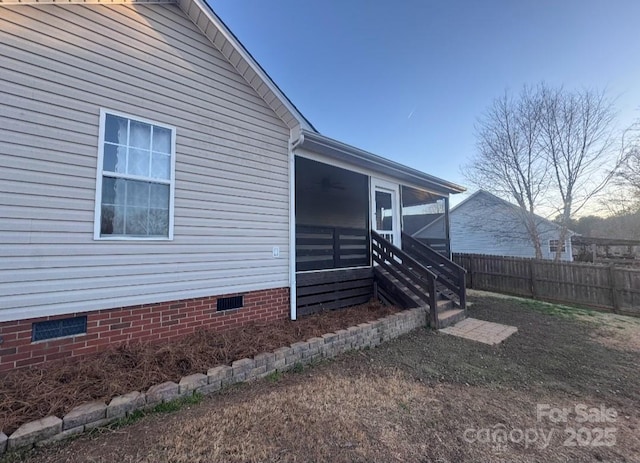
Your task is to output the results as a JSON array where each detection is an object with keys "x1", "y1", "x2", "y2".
[
  {"x1": 549, "y1": 239, "x2": 566, "y2": 253},
  {"x1": 95, "y1": 110, "x2": 175, "y2": 239}
]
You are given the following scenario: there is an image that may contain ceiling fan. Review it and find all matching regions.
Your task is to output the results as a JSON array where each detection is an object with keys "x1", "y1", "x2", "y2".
[{"x1": 318, "y1": 176, "x2": 345, "y2": 191}]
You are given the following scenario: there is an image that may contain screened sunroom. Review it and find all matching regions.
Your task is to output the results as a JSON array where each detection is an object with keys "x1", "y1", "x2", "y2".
[{"x1": 292, "y1": 131, "x2": 463, "y2": 315}]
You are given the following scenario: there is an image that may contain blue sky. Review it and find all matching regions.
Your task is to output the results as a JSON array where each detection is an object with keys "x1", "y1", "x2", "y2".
[{"x1": 210, "y1": 0, "x2": 640, "y2": 200}]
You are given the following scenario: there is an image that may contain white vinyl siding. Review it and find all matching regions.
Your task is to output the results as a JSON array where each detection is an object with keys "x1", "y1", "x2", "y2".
[{"x1": 0, "y1": 4, "x2": 292, "y2": 322}]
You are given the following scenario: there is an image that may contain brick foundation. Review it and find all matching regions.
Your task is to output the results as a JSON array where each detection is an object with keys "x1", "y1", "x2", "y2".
[{"x1": 0, "y1": 287, "x2": 289, "y2": 372}]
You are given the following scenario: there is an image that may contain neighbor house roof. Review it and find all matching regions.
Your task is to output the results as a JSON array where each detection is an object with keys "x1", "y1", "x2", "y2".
[
  {"x1": 402, "y1": 214, "x2": 444, "y2": 235},
  {"x1": 0, "y1": 0, "x2": 316, "y2": 132},
  {"x1": 458, "y1": 190, "x2": 576, "y2": 233},
  {"x1": 413, "y1": 189, "x2": 577, "y2": 236},
  {"x1": 294, "y1": 130, "x2": 466, "y2": 196}
]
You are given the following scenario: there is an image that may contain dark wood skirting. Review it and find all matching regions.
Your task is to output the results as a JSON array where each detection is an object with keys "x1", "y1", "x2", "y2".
[{"x1": 296, "y1": 267, "x2": 374, "y2": 316}]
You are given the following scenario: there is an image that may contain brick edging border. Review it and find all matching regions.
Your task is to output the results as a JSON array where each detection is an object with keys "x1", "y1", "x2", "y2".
[{"x1": 0, "y1": 307, "x2": 427, "y2": 454}]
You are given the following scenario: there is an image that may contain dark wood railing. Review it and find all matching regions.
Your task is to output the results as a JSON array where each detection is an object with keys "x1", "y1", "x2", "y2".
[
  {"x1": 372, "y1": 231, "x2": 439, "y2": 327},
  {"x1": 403, "y1": 232, "x2": 466, "y2": 310},
  {"x1": 416, "y1": 237, "x2": 449, "y2": 257},
  {"x1": 296, "y1": 225, "x2": 370, "y2": 272}
]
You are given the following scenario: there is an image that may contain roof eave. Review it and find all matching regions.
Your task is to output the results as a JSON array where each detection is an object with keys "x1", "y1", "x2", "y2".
[{"x1": 295, "y1": 130, "x2": 466, "y2": 196}]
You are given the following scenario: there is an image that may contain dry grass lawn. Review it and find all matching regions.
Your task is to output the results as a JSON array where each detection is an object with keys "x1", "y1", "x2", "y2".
[{"x1": 5, "y1": 293, "x2": 640, "y2": 463}]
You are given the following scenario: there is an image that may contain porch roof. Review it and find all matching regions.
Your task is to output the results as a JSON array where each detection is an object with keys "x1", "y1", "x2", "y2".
[{"x1": 294, "y1": 130, "x2": 466, "y2": 196}]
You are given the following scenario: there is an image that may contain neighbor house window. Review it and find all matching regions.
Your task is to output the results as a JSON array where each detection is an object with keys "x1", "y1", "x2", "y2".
[
  {"x1": 549, "y1": 239, "x2": 566, "y2": 253},
  {"x1": 94, "y1": 110, "x2": 176, "y2": 239}
]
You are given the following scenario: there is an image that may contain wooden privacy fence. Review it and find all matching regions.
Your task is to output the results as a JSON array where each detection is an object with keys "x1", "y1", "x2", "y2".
[{"x1": 453, "y1": 253, "x2": 640, "y2": 317}]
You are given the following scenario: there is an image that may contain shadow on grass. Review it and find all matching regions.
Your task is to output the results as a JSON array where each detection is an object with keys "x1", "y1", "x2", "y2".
[{"x1": 358, "y1": 296, "x2": 639, "y2": 406}]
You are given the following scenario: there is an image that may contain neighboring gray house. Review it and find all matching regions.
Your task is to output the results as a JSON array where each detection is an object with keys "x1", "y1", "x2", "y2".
[
  {"x1": 0, "y1": 0, "x2": 465, "y2": 371},
  {"x1": 414, "y1": 190, "x2": 575, "y2": 261}
]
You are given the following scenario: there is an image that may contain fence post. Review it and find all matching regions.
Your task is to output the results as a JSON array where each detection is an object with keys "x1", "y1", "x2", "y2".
[
  {"x1": 459, "y1": 268, "x2": 467, "y2": 312},
  {"x1": 467, "y1": 255, "x2": 474, "y2": 289},
  {"x1": 530, "y1": 260, "x2": 538, "y2": 299},
  {"x1": 609, "y1": 265, "x2": 621, "y2": 313},
  {"x1": 429, "y1": 277, "x2": 439, "y2": 328}
]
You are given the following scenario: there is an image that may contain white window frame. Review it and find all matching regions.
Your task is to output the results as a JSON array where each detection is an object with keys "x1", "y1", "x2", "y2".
[
  {"x1": 93, "y1": 108, "x2": 177, "y2": 240},
  {"x1": 549, "y1": 239, "x2": 566, "y2": 254}
]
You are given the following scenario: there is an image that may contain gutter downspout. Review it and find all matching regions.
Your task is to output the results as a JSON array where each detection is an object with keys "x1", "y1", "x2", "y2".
[{"x1": 288, "y1": 132, "x2": 304, "y2": 320}]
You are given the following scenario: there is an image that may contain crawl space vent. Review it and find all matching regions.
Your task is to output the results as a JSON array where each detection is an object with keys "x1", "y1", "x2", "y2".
[
  {"x1": 32, "y1": 316, "x2": 87, "y2": 342},
  {"x1": 217, "y1": 295, "x2": 244, "y2": 311}
]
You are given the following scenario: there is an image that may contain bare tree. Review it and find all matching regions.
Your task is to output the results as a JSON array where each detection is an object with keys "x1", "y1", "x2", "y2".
[
  {"x1": 614, "y1": 121, "x2": 640, "y2": 209},
  {"x1": 466, "y1": 86, "x2": 549, "y2": 258},
  {"x1": 466, "y1": 83, "x2": 622, "y2": 261},
  {"x1": 538, "y1": 86, "x2": 620, "y2": 260}
]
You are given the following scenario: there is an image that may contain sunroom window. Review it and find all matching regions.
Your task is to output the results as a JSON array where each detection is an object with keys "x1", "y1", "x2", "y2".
[{"x1": 95, "y1": 110, "x2": 175, "y2": 239}]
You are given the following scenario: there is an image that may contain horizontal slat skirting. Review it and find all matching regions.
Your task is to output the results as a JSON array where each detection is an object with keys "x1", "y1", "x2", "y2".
[
  {"x1": 296, "y1": 268, "x2": 373, "y2": 286},
  {"x1": 296, "y1": 268, "x2": 374, "y2": 316},
  {"x1": 297, "y1": 286, "x2": 371, "y2": 307},
  {"x1": 297, "y1": 295, "x2": 372, "y2": 317},
  {"x1": 296, "y1": 277, "x2": 374, "y2": 297}
]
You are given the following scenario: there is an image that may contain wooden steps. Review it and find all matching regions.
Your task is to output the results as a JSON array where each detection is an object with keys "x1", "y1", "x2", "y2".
[
  {"x1": 436, "y1": 308, "x2": 466, "y2": 329},
  {"x1": 374, "y1": 267, "x2": 465, "y2": 329}
]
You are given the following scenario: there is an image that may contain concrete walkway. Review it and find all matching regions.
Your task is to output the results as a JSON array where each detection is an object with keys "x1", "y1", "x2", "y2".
[{"x1": 439, "y1": 318, "x2": 517, "y2": 345}]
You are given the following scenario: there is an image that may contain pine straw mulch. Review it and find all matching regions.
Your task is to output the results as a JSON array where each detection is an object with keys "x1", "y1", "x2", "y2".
[{"x1": 0, "y1": 301, "x2": 399, "y2": 435}]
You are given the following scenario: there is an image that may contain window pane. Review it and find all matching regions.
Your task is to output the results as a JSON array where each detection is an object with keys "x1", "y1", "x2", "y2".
[
  {"x1": 100, "y1": 205, "x2": 114, "y2": 235},
  {"x1": 151, "y1": 152, "x2": 170, "y2": 180},
  {"x1": 113, "y1": 206, "x2": 125, "y2": 234},
  {"x1": 130, "y1": 121, "x2": 151, "y2": 149},
  {"x1": 114, "y1": 178, "x2": 126, "y2": 205},
  {"x1": 100, "y1": 205, "x2": 124, "y2": 235},
  {"x1": 152, "y1": 127, "x2": 172, "y2": 154},
  {"x1": 150, "y1": 183, "x2": 170, "y2": 209},
  {"x1": 375, "y1": 190, "x2": 393, "y2": 230},
  {"x1": 148, "y1": 208, "x2": 169, "y2": 235},
  {"x1": 125, "y1": 207, "x2": 149, "y2": 235},
  {"x1": 102, "y1": 177, "x2": 116, "y2": 205},
  {"x1": 104, "y1": 115, "x2": 127, "y2": 144},
  {"x1": 102, "y1": 178, "x2": 169, "y2": 236},
  {"x1": 128, "y1": 148, "x2": 150, "y2": 177},
  {"x1": 102, "y1": 178, "x2": 126, "y2": 205},
  {"x1": 103, "y1": 143, "x2": 126, "y2": 173},
  {"x1": 126, "y1": 180, "x2": 150, "y2": 207}
]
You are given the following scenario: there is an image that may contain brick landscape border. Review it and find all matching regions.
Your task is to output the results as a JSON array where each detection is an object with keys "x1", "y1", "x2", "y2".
[{"x1": 0, "y1": 307, "x2": 427, "y2": 455}]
